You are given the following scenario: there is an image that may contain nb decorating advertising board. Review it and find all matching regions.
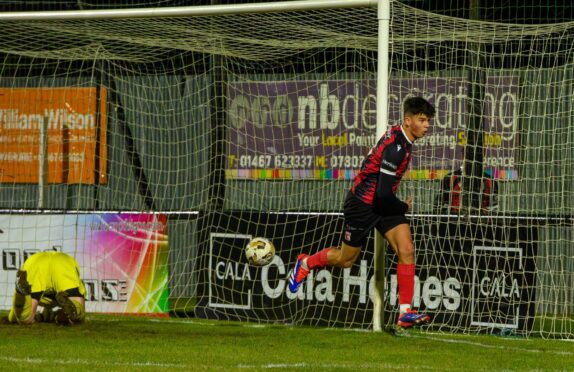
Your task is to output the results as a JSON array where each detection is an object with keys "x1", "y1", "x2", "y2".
[{"x1": 227, "y1": 78, "x2": 518, "y2": 181}]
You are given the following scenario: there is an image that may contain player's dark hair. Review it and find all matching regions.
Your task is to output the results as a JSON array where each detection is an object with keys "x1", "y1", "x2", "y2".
[{"x1": 403, "y1": 97, "x2": 435, "y2": 118}]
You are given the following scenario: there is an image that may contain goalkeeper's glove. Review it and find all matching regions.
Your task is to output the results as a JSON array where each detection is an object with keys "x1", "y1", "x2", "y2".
[
  {"x1": 55, "y1": 292, "x2": 81, "y2": 325},
  {"x1": 15, "y1": 270, "x2": 31, "y2": 296}
]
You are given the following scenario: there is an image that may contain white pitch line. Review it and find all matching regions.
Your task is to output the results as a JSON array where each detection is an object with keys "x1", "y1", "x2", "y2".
[
  {"x1": 412, "y1": 334, "x2": 574, "y2": 356},
  {"x1": 237, "y1": 363, "x2": 307, "y2": 369},
  {"x1": 237, "y1": 362, "x2": 435, "y2": 370},
  {"x1": 146, "y1": 318, "x2": 218, "y2": 326},
  {"x1": 0, "y1": 356, "x2": 186, "y2": 369}
]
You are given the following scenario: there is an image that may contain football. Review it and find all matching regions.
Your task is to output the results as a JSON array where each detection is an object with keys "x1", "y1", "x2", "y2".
[{"x1": 245, "y1": 237, "x2": 275, "y2": 266}]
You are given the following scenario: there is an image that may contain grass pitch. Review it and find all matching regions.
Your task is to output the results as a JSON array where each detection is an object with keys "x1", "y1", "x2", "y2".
[{"x1": 0, "y1": 312, "x2": 572, "y2": 371}]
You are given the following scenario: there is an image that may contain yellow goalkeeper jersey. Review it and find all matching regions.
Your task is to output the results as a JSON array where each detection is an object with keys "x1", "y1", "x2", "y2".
[{"x1": 22, "y1": 251, "x2": 86, "y2": 304}]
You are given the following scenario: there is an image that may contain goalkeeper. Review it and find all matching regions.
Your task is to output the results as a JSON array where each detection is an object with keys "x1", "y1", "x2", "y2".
[
  {"x1": 288, "y1": 97, "x2": 435, "y2": 328},
  {"x1": 8, "y1": 251, "x2": 86, "y2": 325}
]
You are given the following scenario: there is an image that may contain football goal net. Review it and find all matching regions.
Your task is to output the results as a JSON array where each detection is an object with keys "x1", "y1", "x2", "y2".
[{"x1": 0, "y1": 0, "x2": 572, "y2": 339}]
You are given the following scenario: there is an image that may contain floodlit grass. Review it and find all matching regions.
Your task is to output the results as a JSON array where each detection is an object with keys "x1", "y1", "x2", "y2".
[{"x1": 0, "y1": 312, "x2": 572, "y2": 371}]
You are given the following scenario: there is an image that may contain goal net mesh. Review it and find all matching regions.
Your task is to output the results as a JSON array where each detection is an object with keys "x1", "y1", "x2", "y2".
[{"x1": 0, "y1": 1, "x2": 572, "y2": 338}]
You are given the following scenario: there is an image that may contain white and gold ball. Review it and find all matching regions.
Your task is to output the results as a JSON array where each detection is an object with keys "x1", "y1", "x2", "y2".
[{"x1": 245, "y1": 237, "x2": 275, "y2": 266}]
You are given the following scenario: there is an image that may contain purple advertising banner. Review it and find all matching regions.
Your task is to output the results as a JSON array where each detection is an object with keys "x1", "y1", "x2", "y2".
[{"x1": 227, "y1": 78, "x2": 519, "y2": 180}]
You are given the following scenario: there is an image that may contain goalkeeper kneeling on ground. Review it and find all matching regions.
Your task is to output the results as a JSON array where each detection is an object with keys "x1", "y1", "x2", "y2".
[{"x1": 8, "y1": 251, "x2": 86, "y2": 325}]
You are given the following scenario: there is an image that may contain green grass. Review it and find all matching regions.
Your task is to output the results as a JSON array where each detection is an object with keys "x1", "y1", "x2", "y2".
[{"x1": 0, "y1": 312, "x2": 572, "y2": 371}]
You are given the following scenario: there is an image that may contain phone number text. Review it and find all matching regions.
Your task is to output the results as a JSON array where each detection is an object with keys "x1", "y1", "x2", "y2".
[{"x1": 230, "y1": 155, "x2": 364, "y2": 168}]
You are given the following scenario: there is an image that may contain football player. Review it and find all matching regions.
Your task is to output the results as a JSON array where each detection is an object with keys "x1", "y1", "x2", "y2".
[
  {"x1": 288, "y1": 96, "x2": 435, "y2": 328},
  {"x1": 9, "y1": 251, "x2": 86, "y2": 325}
]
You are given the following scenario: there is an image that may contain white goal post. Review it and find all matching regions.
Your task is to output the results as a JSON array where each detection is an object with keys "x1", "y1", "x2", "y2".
[{"x1": 0, "y1": 0, "x2": 572, "y2": 339}]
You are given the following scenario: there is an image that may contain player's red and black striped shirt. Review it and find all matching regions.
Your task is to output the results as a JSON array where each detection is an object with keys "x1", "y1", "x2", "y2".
[{"x1": 352, "y1": 124, "x2": 412, "y2": 207}]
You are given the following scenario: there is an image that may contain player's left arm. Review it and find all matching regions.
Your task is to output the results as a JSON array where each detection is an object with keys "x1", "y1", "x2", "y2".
[
  {"x1": 373, "y1": 146, "x2": 409, "y2": 216},
  {"x1": 374, "y1": 173, "x2": 409, "y2": 216},
  {"x1": 55, "y1": 290, "x2": 86, "y2": 325}
]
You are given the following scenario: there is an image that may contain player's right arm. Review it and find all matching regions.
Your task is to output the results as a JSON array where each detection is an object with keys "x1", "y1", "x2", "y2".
[
  {"x1": 9, "y1": 293, "x2": 38, "y2": 324},
  {"x1": 21, "y1": 298, "x2": 39, "y2": 324}
]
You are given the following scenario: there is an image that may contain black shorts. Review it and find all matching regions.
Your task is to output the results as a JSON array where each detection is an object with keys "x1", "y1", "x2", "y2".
[{"x1": 342, "y1": 191, "x2": 409, "y2": 247}]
